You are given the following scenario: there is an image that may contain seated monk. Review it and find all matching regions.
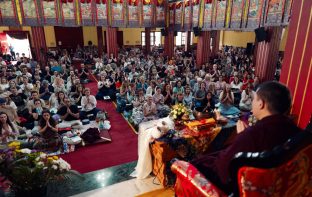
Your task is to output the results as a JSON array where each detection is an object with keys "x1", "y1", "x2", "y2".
[{"x1": 191, "y1": 81, "x2": 302, "y2": 192}]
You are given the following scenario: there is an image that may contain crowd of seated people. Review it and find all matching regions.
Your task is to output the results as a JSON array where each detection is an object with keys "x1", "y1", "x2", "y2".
[
  {"x1": 107, "y1": 46, "x2": 260, "y2": 128},
  {"x1": 0, "y1": 48, "x2": 103, "y2": 152},
  {"x1": 0, "y1": 44, "x2": 273, "y2": 151}
]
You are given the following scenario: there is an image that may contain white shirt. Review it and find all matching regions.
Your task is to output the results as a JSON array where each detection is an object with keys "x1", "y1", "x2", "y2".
[{"x1": 81, "y1": 95, "x2": 97, "y2": 111}]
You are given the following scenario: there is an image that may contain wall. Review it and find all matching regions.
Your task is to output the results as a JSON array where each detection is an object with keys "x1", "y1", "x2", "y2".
[
  {"x1": 83, "y1": 27, "x2": 98, "y2": 46},
  {"x1": 280, "y1": 0, "x2": 312, "y2": 128},
  {"x1": 44, "y1": 26, "x2": 56, "y2": 47},
  {"x1": 0, "y1": 27, "x2": 9, "y2": 32},
  {"x1": 119, "y1": 28, "x2": 143, "y2": 45},
  {"x1": 221, "y1": 30, "x2": 256, "y2": 48}
]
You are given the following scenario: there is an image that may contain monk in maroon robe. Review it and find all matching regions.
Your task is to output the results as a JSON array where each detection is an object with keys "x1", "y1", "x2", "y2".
[{"x1": 191, "y1": 81, "x2": 302, "y2": 191}]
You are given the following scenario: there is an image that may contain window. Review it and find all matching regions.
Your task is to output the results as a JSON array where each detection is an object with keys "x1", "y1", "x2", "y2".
[
  {"x1": 175, "y1": 32, "x2": 187, "y2": 46},
  {"x1": 141, "y1": 31, "x2": 161, "y2": 47}
]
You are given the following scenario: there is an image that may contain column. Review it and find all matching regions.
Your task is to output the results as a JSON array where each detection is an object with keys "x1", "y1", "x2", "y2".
[
  {"x1": 196, "y1": 31, "x2": 210, "y2": 67},
  {"x1": 31, "y1": 27, "x2": 47, "y2": 67},
  {"x1": 164, "y1": 29, "x2": 174, "y2": 59},
  {"x1": 97, "y1": 27, "x2": 104, "y2": 57},
  {"x1": 145, "y1": 28, "x2": 151, "y2": 55},
  {"x1": 211, "y1": 30, "x2": 220, "y2": 55},
  {"x1": 280, "y1": 0, "x2": 312, "y2": 128},
  {"x1": 254, "y1": 26, "x2": 283, "y2": 82},
  {"x1": 106, "y1": 27, "x2": 118, "y2": 57},
  {"x1": 185, "y1": 31, "x2": 191, "y2": 52}
]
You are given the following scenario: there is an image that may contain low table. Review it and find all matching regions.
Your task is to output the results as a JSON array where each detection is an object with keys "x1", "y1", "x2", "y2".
[{"x1": 150, "y1": 122, "x2": 235, "y2": 187}]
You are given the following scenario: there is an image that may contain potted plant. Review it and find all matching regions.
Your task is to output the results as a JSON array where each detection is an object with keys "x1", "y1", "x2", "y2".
[{"x1": 0, "y1": 142, "x2": 81, "y2": 197}]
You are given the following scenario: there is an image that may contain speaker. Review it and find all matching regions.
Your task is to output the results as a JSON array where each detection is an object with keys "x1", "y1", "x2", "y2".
[
  {"x1": 246, "y1": 43, "x2": 254, "y2": 55},
  {"x1": 193, "y1": 27, "x2": 201, "y2": 37},
  {"x1": 254, "y1": 27, "x2": 267, "y2": 42},
  {"x1": 161, "y1": 28, "x2": 167, "y2": 36},
  {"x1": 174, "y1": 31, "x2": 177, "y2": 36}
]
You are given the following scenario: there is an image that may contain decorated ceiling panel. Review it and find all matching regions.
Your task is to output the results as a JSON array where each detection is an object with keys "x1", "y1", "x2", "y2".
[{"x1": 0, "y1": 0, "x2": 291, "y2": 30}]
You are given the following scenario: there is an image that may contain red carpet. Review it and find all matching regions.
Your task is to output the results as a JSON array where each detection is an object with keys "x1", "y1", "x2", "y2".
[{"x1": 61, "y1": 81, "x2": 138, "y2": 173}]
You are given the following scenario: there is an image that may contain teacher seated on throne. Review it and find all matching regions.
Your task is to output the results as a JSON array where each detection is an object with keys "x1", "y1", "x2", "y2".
[{"x1": 191, "y1": 81, "x2": 302, "y2": 192}]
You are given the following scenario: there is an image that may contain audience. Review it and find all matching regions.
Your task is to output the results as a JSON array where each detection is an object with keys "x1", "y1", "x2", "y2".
[{"x1": 0, "y1": 44, "x2": 283, "y2": 155}]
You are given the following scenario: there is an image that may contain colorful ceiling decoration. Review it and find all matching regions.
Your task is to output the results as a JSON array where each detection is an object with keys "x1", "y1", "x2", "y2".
[{"x1": 0, "y1": 0, "x2": 292, "y2": 30}]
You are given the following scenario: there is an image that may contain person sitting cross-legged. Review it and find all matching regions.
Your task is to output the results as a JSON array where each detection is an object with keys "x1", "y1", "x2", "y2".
[
  {"x1": 57, "y1": 97, "x2": 82, "y2": 129},
  {"x1": 191, "y1": 81, "x2": 303, "y2": 192},
  {"x1": 80, "y1": 88, "x2": 100, "y2": 120}
]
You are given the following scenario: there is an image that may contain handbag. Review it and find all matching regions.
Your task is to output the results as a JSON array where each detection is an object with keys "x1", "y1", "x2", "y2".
[{"x1": 80, "y1": 128, "x2": 101, "y2": 144}]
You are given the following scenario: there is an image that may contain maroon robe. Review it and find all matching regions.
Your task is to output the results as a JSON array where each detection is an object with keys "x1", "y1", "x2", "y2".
[{"x1": 191, "y1": 114, "x2": 302, "y2": 189}]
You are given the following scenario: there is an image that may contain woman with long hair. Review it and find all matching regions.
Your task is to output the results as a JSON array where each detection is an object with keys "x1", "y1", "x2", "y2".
[
  {"x1": 0, "y1": 112, "x2": 19, "y2": 143},
  {"x1": 71, "y1": 84, "x2": 84, "y2": 106},
  {"x1": 162, "y1": 83, "x2": 173, "y2": 106},
  {"x1": 33, "y1": 110, "x2": 61, "y2": 151}
]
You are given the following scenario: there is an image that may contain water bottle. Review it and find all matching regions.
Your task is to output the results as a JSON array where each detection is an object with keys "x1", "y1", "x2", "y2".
[
  {"x1": 99, "y1": 121, "x2": 104, "y2": 130},
  {"x1": 63, "y1": 142, "x2": 69, "y2": 153}
]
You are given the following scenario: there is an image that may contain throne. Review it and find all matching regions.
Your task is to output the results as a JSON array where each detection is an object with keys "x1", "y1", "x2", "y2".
[{"x1": 171, "y1": 119, "x2": 312, "y2": 197}]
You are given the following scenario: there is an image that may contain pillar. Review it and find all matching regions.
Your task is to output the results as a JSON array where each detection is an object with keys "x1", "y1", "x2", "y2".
[
  {"x1": 185, "y1": 31, "x2": 191, "y2": 52},
  {"x1": 280, "y1": 0, "x2": 312, "y2": 128},
  {"x1": 106, "y1": 27, "x2": 118, "y2": 57},
  {"x1": 211, "y1": 30, "x2": 220, "y2": 55},
  {"x1": 196, "y1": 31, "x2": 210, "y2": 67},
  {"x1": 254, "y1": 26, "x2": 283, "y2": 82},
  {"x1": 97, "y1": 27, "x2": 104, "y2": 57},
  {"x1": 164, "y1": 29, "x2": 174, "y2": 59},
  {"x1": 145, "y1": 28, "x2": 151, "y2": 55},
  {"x1": 31, "y1": 27, "x2": 47, "y2": 67}
]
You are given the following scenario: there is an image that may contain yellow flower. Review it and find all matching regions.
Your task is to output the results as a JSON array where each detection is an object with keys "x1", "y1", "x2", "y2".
[
  {"x1": 47, "y1": 157, "x2": 54, "y2": 162},
  {"x1": 53, "y1": 156, "x2": 59, "y2": 160},
  {"x1": 8, "y1": 141, "x2": 21, "y2": 149}
]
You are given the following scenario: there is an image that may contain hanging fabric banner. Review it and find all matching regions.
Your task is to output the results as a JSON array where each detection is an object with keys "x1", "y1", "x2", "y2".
[
  {"x1": 183, "y1": 0, "x2": 191, "y2": 30},
  {"x1": 142, "y1": 0, "x2": 153, "y2": 27},
  {"x1": 79, "y1": 0, "x2": 95, "y2": 26},
  {"x1": 95, "y1": 0, "x2": 108, "y2": 26},
  {"x1": 202, "y1": 0, "x2": 213, "y2": 30},
  {"x1": 60, "y1": 0, "x2": 78, "y2": 26},
  {"x1": 214, "y1": 0, "x2": 227, "y2": 29},
  {"x1": 169, "y1": 2, "x2": 175, "y2": 27},
  {"x1": 174, "y1": 1, "x2": 182, "y2": 30},
  {"x1": 127, "y1": 0, "x2": 140, "y2": 27},
  {"x1": 19, "y1": 0, "x2": 41, "y2": 26},
  {"x1": 229, "y1": 0, "x2": 245, "y2": 29},
  {"x1": 39, "y1": 0, "x2": 59, "y2": 25},
  {"x1": 192, "y1": 0, "x2": 200, "y2": 28},
  {"x1": 111, "y1": 0, "x2": 125, "y2": 27},
  {"x1": 155, "y1": 0, "x2": 165, "y2": 27},
  {"x1": 282, "y1": 0, "x2": 292, "y2": 25},
  {"x1": 244, "y1": 0, "x2": 264, "y2": 30},
  {"x1": 0, "y1": 0, "x2": 20, "y2": 26},
  {"x1": 264, "y1": 0, "x2": 285, "y2": 26}
]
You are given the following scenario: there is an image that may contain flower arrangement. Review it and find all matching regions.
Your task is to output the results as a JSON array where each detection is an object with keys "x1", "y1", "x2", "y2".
[
  {"x1": 169, "y1": 103, "x2": 190, "y2": 121},
  {"x1": 0, "y1": 143, "x2": 81, "y2": 196}
]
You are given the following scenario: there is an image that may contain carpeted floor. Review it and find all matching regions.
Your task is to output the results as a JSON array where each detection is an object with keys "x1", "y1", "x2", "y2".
[{"x1": 61, "y1": 81, "x2": 138, "y2": 173}]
